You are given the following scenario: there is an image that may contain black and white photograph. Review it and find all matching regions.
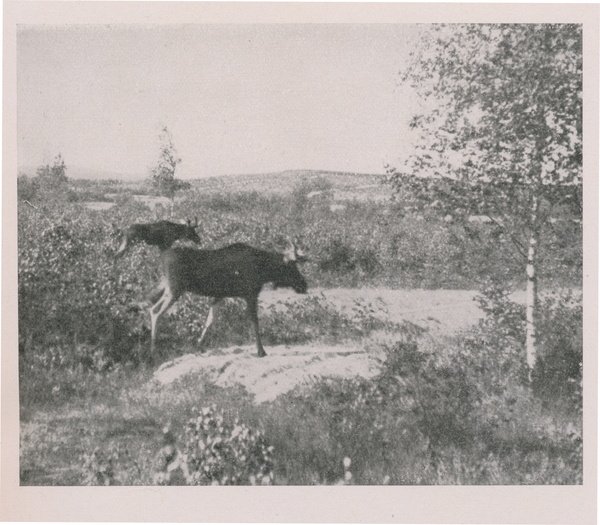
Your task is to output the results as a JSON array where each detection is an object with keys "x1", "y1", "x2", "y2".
[{"x1": 3, "y1": 2, "x2": 598, "y2": 523}]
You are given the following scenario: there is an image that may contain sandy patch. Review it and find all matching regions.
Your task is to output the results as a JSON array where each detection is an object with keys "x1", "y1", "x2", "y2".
[
  {"x1": 152, "y1": 288, "x2": 486, "y2": 403},
  {"x1": 153, "y1": 344, "x2": 382, "y2": 403},
  {"x1": 84, "y1": 201, "x2": 116, "y2": 211},
  {"x1": 151, "y1": 287, "x2": 579, "y2": 404},
  {"x1": 259, "y1": 287, "x2": 486, "y2": 333}
]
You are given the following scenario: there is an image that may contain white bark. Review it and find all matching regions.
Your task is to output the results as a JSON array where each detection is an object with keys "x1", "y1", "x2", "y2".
[
  {"x1": 525, "y1": 194, "x2": 540, "y2": 377},
  {"x1": 525, "y1": 235, "x2": 538, "y2": 373}
]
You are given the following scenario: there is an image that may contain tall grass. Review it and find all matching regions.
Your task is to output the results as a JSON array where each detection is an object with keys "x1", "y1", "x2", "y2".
[
  {"x1": 20, "y1": 290, "x2": 582, "y2": 486},
  {"x1": 18, "y1": 177, "x2": 583, "y2": 486},
  {"x1": 18, "y1": 177, "x2": 582, "y2": 365}
]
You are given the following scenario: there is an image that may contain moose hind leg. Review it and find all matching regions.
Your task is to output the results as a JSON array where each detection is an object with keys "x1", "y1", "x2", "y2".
[
  {"x1": 115, "y1": 233, "x2": 129, "y2": 258},
  {"x1": 147, "y1": 274, "x2": 170, "y2": 305},
  {"x1": 150, "y1": 289, "x2": 176, "y2": 353},
  {"x1": 197, "y1": 299, "x2": 221, "y2": 350}
]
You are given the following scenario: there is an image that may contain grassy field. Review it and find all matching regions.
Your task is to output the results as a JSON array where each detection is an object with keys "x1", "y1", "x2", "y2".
[{"x1": 18, "y1": 170, "x2": 583, "y2": 485}]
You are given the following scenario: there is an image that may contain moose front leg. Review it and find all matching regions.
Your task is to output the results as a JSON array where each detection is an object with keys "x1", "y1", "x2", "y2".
[{"x1": 246, "y1": 296, "x2": 266, "y2": 357}]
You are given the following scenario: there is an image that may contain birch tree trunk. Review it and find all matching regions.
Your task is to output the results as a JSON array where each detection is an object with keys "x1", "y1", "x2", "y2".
[{"x1": 525, "y1": 194, "x2": 540, "y2": 378}]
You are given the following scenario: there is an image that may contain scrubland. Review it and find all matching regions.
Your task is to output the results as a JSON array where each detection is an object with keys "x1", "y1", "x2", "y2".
[{"x1": 18, "y1": 172, "x2": 583, "y2": 485}]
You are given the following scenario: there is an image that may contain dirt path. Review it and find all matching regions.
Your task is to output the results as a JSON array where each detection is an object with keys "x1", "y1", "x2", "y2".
[
  {"x1": 154, "y1": 287, "x2": 583, "y2": 404},
  {"x1": 153, "y1": 288, "x2": 493, "y2": 403},
  {"x1": 285, "y1": 288, "x2": 486, "y2": 332}
]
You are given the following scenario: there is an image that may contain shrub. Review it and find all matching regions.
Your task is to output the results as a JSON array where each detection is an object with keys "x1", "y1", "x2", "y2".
[
  {"x1": 382, "y1": 341, "x2": 480, "y2": 449},
  {"x1": 81, "y1": 440, "x2": 159, "y2": 486},
  {"x1": 155, "y1": 406, "x2": 274, "y2": 486},
  {"x1": 472, "y1": 283, "x2": 583, "y2": 409},
  {"x1": 263, "y1": 374, "x2": 429, "y2": 485},
  {"x1": 18, "y1": 206, "x2": 157, "y2": 372},
  {"x1": 17, "y1": 174, "x2": 38, "y2": 202},
  {"x1": 532, "y1": 291, "x2": 583, "y2": 407},
  {"x1": 261, "y1": 330, "x2": 582, "y2": 485},
  {"x1": 82, "y1": 447, "x2": 118, "y2": 486},
  {"x1": 318, "y1": 238, "x2": 381, "y2": 279},
  {"x1": 291, "y1": 175, "x2": 333, "y2": 216},
  {"x1": 262, "y1": 340, "x2": 482, "y2": 485},
  {"x1": 319, "y1": 238, "x2": 356, "y2": 273}
]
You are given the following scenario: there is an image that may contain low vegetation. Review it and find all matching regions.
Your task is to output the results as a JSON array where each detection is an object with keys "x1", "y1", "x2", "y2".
[
  {"x1": 20, "y1": 290, "x2": 582, "y2": 485},
  {"x1": 18, "y1": 173, "x2": 583, "y2": 485}
]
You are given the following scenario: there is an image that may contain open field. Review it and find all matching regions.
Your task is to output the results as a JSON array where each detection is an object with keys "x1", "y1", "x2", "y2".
[
  {"x1": 18, "y1": 170, "x2": 583, "y2": 486},
  {"x1": 20, "y1": 284, "x2": 582, "y2": 486}
]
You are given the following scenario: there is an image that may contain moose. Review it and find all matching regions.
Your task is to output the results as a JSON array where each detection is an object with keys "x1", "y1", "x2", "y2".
[
  {"x1": 149, "y1": 242, "x2": 308, "y2": 357},
  {"x1": 115, "y1": 219, "x2": 201, "y2": 257}
]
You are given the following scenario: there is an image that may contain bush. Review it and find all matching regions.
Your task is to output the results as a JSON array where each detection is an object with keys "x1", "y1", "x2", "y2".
[
  {"x1": 261, "y1": 339, "x2": 484, "y2": 485},
  {"x1": 155, "y1": 406, "x2": 274, "y2": 486},
  {"x1": 318, "y1": 238, "x2": 381, "y2": 279},
  {"x1": 17, "y1": 174, "x2": 38, "y2": 202},
  {"x1": 82, "y1": 443, "x2": 155, "y2": 486},
  {"x1": 18, "y1": 205, "x2": 157, "y2": 372},
  {"x1": 533, "y1": 291, "x2": 582, "y2": 407},
  {"x1": 472, "y1": 282, "x2": 583, "y2": 409},
  {"x1": 263, "y1": 374, "x2": 430, "y2": 485},
  {"x1": 467, "y1": 281, "x2": 529, "y2": 389},
  {"x1": 260, "y1": 329, "x2": 582, "y2": 485}
]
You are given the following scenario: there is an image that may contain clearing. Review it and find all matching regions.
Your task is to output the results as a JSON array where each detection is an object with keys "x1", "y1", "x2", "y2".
[{"x1": 153, "y1": 287, "x2": 501, "y2": 403}]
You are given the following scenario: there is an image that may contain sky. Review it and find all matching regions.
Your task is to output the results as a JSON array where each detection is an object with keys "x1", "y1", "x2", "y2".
[{"x1": 18, "y1": 24, "x2": 422, "y2": 179}]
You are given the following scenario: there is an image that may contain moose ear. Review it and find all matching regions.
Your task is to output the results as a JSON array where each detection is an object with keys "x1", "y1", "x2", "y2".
[
  {"x1": 283, "y1": 243, "x2": 295, "y2": 263},
  {"x1": 295, "y1": 247, "x2": 309, "y2": 263},
  {"x1": 283, "y1": 241, "x2": 309, "y2": 263}
]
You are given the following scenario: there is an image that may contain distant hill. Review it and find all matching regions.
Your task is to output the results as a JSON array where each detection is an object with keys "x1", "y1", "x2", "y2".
[
  {"x1": 17, "y1": 166, "x2": 390, "y2": 202},
  {"x1": 190, "y1": 170, "x2": 389, "y2": 201},
  {"x1": 18, "y1": 165, "x2": 146, "y2": 181}
]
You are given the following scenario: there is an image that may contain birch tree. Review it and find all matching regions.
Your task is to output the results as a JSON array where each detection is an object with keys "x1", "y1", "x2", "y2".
[
  {"x1": 387, "y1": 24, "x2": 582, "y2": 375},
  {"x1": 150, "y1": 126, "x2": 185, "y2": 202}
]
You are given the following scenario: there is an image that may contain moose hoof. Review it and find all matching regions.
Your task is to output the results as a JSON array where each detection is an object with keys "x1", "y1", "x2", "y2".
[{"x1": 257, "y1": 350, "x2": 267, "y2": 358}]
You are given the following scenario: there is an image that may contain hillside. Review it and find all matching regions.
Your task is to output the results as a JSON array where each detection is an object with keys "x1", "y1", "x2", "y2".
[
  {"x1": 19, "y1": 165, "x2": 147, "y2": 181},
  {"x1": 189, "y1": 170, "x2": 388, "y2": 201}
]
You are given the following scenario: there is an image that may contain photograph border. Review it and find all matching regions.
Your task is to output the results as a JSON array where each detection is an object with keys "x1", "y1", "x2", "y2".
[{"x1": 3, "y1": 2, "x2": 598, "y2": 523}]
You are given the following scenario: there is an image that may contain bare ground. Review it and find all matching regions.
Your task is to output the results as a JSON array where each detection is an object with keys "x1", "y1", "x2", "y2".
[{"x1": 153, "y1": 288, "x2": 492, "y2": 403}]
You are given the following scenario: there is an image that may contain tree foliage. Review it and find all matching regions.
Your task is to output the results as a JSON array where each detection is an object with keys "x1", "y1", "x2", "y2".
[
  {"x1": 36, "y1": 152, "x2": 67, "y2": 183},
  {"x1": 150, "y1": 126, "x2": 188, "y2": 200},
  {"x1": 388, "y1": 23, "x2": 582, "y2": 235},
  {"x1": 387, "y1": 24, "x2": 582, "y2": 371},
  {"x1": 35, "y1": 153, "x2": 69, "y2": 194}
]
